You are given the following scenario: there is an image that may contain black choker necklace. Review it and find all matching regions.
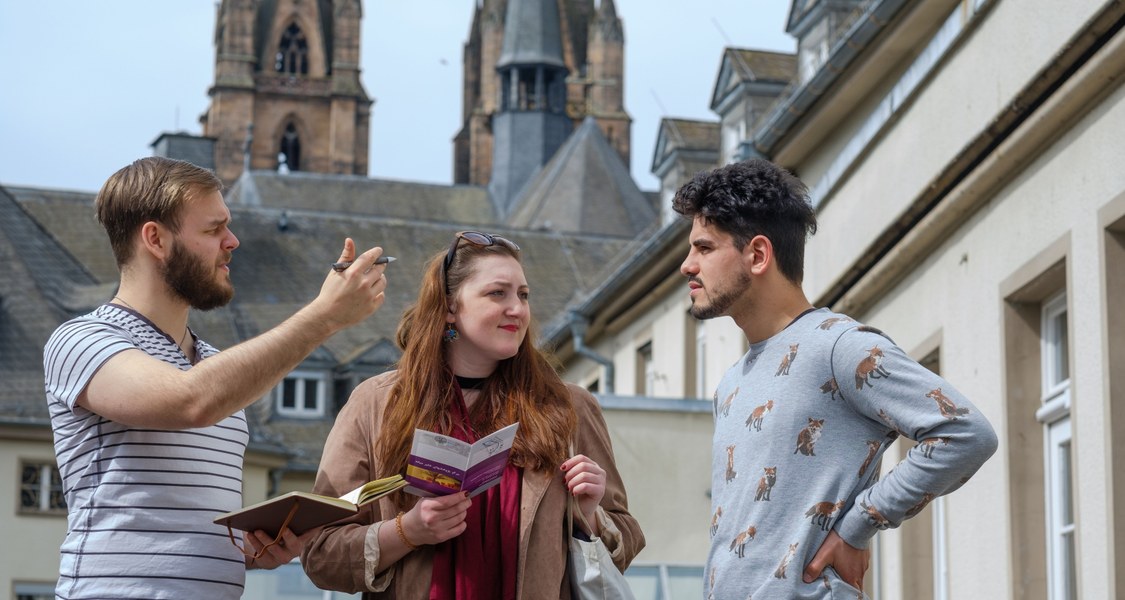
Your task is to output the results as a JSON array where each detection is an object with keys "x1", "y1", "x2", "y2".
[{"x1": 455, "y1": 375, "x2": 487, "y2": 390}]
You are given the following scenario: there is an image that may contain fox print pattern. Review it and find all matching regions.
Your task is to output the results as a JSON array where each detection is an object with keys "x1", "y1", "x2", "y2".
[
  {"x1": 774, "y1": 542, "x2": 799, "y2": 579},
  {"x1": 776, "y1": 344, "x2": 799, "y2": 376},
  {"x1": 794, "y1": 418, "x2": 825, "y2": 456},
  {"x1": 728, "y1": 524, "x2": 757, "y2": 557},
  {"x1": 818, "y1": 316, "x2": 854, "y2": 330},
  {"x1": 746, "y1": 400, "x2": 774, "y2": 432},
  {"x1": 755, "y1": 466, "x2": 777, "y2": 501},
  {"x1": 919, "y1": 436, "x2": 951, "y2": 459},
  {"x1": 718, "y1": 387, "x2": 738, "y2": 417},
  {"x1": 805, "y1": 500, "x2": 845, "y2": 531},
  {"x1": 927, "y1": 387, "x2": 970, "y2": 419},
  {"x1": 858, "y1": 439, "x2": 882, "y2": 477},
  {"x1": 710, "y1": 506, "x2": 723, "y2": 537},
  {"x1": 726, "y1": 445, "x2": 738, "y2": 483},
  {"x1": 905, "y1": 492, "x2": 935, "y2": 518},
  {"x1": 855, "y1": 346, "x2": 890, "y2": 389},
  {"x1": 860, "y1": 500, "x2": 891, "y2": 529},
  {"x1": 819, "y1": 377, "x2": 840, "y2": 401}
]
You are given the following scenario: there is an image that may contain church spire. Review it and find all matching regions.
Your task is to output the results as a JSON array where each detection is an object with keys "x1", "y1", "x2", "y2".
[
  {"x1": 497, "y1": 0, "x2": 566, "y2": 68},
  {"x1": 488, "y1": 0, "x2": 573, "y2": 217}
]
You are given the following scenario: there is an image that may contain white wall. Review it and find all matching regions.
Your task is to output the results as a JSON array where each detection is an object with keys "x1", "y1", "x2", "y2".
[
  {"x1": 793, "y1": 1, "x2": 1125, "y2": 595},
  {"x1": 601, "y1": 408, "x2": 714, "y2": 565}
]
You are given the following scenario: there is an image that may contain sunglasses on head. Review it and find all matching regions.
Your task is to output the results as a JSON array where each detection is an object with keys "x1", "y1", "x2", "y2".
[{"x1": 442, "y1": 231, "x2": 521, "y2": 292}]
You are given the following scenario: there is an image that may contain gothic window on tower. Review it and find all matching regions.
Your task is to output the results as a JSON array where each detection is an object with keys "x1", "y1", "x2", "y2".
[
  {"x1": 275, "y1": 23, "x2": 309, "y2": 75},
  {"x1": 279, "y1": 123, "x2": 301, "y2": 172}
]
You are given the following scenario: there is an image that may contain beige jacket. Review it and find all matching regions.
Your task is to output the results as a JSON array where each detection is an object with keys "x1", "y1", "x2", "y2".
[{"x1": 301, "y1": 371, "x2": 645, "y2": 599}]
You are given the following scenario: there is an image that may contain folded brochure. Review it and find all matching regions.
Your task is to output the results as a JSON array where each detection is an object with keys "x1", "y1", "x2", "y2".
[
  {"x1": 213, "y1": 474, "x2": 407, "y2": 536},
  {"x1": 404, "y1": 422, "x2": 518, "y2": 497}
]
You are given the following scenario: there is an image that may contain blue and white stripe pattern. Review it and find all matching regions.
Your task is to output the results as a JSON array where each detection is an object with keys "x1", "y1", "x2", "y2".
[{"x1": 44, "y1": 304, "x2": 249, "y2": 599}]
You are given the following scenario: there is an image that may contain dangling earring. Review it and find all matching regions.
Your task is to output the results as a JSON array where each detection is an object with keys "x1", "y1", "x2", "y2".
[{"x1": 443, "y1": 323, "x2": 459, "y2": 342}]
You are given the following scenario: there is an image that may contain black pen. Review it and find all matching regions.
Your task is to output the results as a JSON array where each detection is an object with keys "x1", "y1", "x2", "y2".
[{"x1": 332, "y1": 256, "x2": 396, "y2": 272}]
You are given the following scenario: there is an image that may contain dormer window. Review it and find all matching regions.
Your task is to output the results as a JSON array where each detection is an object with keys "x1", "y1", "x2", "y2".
[
  {"x1": 275, "y1": 23, "x2": 309, "y2": 75},
  {"x1": 276, "y1": 371, "x2": 327, "y2": 418}
]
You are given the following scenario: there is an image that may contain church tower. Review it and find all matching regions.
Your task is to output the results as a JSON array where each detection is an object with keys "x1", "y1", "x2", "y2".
[
  {"x1": 201, "y1": 0, "x2": 372, "y2": 184},
  {"x1": 584, "y1": 0, "x2": 629, "y2": 164},
  {"x1": 487, "y1": 0, "x2": 572, "y2": 215},
  {"x1": 454, "y1": 0, "x2": 631, "y2": 191}
]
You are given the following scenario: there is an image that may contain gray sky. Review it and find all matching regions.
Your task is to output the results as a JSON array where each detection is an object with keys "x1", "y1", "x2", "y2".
[{"x1": 0, "y1": 1, "x2": 794, "y2": 193}]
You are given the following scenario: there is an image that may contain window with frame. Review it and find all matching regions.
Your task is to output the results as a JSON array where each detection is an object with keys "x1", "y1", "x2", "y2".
[
  {"x1": 276, "y1": 371, "x2": 327, "y2": 418},
  {"x1": 19, "y1": 461, "x2": 66, "y2": 514},
  {"x1": 1036, "y1": 291, "x2": 1075, "y2": 600},
  {"x1": 637, "y1": 341, "x2": 654, "y2": 397}
]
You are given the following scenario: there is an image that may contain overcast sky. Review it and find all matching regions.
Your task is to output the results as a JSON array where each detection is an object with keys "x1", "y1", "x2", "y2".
[{"x1": 0, "y1": 1, "x2": 794, "y2": 194}]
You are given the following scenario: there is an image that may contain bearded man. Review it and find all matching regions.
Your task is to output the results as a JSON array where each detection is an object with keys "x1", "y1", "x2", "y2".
[
  {"x1": 675, "y1": 159, "x2": 997, "y2": 599},
  {"x1": 43, "y1": 157, "x2": 389, "y2": 599}
]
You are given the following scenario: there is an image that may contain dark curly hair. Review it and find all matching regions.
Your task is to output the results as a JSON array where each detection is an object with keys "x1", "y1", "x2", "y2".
[{"x1": 671, "y1": 159, "x2": 817, "y2": 284}]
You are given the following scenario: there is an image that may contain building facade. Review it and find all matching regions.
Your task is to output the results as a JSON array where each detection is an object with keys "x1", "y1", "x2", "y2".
[{"x1": 552, "y1": 0, "x2": 1125, "y2": 598}]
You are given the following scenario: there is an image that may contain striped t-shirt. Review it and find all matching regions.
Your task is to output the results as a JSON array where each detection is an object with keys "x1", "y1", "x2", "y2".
[{"x1": 44, "y1": 304, "x2": 250, "y2": 599}]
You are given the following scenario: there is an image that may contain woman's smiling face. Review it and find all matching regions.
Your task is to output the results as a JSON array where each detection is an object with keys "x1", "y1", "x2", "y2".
[{"x1": 445, "y1": 253, "x2": 530, "y2": 377}]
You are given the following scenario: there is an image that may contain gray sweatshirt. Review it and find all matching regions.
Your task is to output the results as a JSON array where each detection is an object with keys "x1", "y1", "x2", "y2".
[{"x1": 705, "y1": 308, "x2": 997, "y2": 599}]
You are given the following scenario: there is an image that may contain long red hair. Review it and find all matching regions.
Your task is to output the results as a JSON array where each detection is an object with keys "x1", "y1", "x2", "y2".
[{"x1": 375, "y1": 241, "x2": 577, "y2": 501}]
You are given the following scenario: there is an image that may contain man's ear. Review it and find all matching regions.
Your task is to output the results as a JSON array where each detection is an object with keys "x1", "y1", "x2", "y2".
[
  {"x1": 744, "y1": 235, "x2": 773, "y2": 277},
  {"x1": 139, "y1": 221, "x2": 172, "y2": 261}
]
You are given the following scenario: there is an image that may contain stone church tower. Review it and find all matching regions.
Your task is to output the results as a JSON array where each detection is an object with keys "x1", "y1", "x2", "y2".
[
  {"x1": 201, "y1": 0, "x2": 372, "y2": 184},
  {"x1": 453, "y1": 0, "x2": 629, "y2": 192}
]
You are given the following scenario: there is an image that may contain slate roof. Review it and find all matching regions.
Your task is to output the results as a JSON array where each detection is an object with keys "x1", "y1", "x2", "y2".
[
  {"x1": 0, "y1": 178, "x2": 634, "y2": 468},
  {"x1": 709, "y1": 48, "x2": 798, "y2": 112},
  {"x1": 7, "y1": 186, "x2": 119, "y2": 283},
  {"x1": 0, "y1": 187, "x2": 105, "y2": 423},
  {"x1": 728, "y1": 48, "x2": 799, "y2": 83},
  {"x1": 226, "y1": 170, "x2": 498, "y2": 226},
  {"x1": 151, "y1": 133, "x2": 216, "y2": 171},
  {"x1": 507, "y1": 117, "x2": 657, "y2": 237},
  {"x1": 651, "y1": 118, "x2": 720, "y2": 176}
]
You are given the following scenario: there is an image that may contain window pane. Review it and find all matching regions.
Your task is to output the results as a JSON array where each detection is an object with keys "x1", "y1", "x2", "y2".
[
  {"x1": 1060, "y1": 440, "x2": 1073, "y2": 524},
  {"x1": 1063, "y1": 531, "x2": 1077, "y2": 600},
  {"x1": 281, "y1": 379, "x2": 297, "y2": 409},
  {"x1": 21, "y1": 464, "x2": 40, "y2": 485},
  {"x1": 1055, "y1": 311, "x2": 1069, "y2": 382},
  {"x1": 49, "y1": 467, "x2": 67, "y2": 510},
  {"x1": 20, "y1": 464, "x2": 41, "y2": 509},
  {"x1": 696, "y1": 339, "x2": 707, "y2": 398},
  {"x1": 303, "y1": 379, "x2": 319, "y2": 410}
]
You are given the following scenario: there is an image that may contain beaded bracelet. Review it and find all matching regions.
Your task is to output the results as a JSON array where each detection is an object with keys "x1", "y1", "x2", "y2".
[{"x1": 395, "y1": 511, "x2": 419, "y2": 551}]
